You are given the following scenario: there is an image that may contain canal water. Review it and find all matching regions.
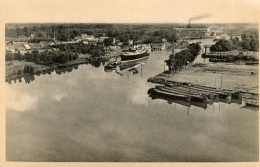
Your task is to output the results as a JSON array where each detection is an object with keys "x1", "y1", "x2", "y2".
[{"x1": 6, "y1": 48, "x2": 258, "y2": 162}]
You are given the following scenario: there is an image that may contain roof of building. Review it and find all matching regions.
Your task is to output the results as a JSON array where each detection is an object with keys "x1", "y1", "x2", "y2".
[
  {"x1": 164, "y1": 42, "x2": 172, "y2": 46},
  {"x1": 100, "y1": 36, "x2": 109, "y2": 39},
  {"x1": 151, "y1": 44, "x2": 162, "y2": 49},
  {"x1": 162, "y1": 38, "x2": 167, "y2": 42},
  {"x1": 243, "y1": 51, "x2": 259, "y2": 59},
  {"x1": 81, "y1": 34, "x2": 88, "y2": 36},
  {"x1": 28, "y1": 34, "x2": 36, "y2": 38},
  {"x1": 24, "y1": 44, "x2": 31, "y2": 49},
  {"x1": 211, "y1": 30, "x2": 223, "y2": 33},
  {"x1": 29, "y1": 43, "x2": 43, "y2": 49},
  {"x1": 7, "y1": 36, "x2": 28, "y2": 42}
]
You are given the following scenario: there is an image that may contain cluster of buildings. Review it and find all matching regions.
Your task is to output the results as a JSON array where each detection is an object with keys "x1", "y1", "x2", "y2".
[
  {"x1": 5, "y1": 41, "x2": 55, "y2": 54},
  {"x1": 5, "y1": 32, "x2": 115, "y2": 54},
  {"x1": 173, "y1": 23, "x2": 236, "y2": 41}
]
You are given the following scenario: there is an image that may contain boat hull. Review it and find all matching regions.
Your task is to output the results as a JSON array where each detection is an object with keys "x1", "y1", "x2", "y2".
[{"x1": 120, "y1": 51, "x2": 149, "y2": 62}]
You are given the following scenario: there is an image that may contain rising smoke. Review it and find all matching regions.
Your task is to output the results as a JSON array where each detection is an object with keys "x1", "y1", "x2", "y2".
[{"x1": 189, "y1": 13, "x2": 211, "y2": 22}]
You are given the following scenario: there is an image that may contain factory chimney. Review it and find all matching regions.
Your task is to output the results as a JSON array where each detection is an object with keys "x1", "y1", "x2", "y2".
[{"x1": 187, "y1": 20, "x2": 191, "y2": 28}]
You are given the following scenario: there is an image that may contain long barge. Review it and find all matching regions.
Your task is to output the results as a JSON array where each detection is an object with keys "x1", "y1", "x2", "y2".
[
  {"x1": 155, "y1": 85, "x2": 208, "y2": 103},
  {"x1": 147, "y1": 88, "x2": 191, "y2": 102},
  {"x1": 148, "y1": 77, "x2": 242, "y2": 100}
]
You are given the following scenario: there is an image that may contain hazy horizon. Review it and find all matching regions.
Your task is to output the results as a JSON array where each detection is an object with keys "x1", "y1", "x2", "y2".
[
  {"x1": 4, "y1": 0, "x2": 259, "y2": 24},
  {"x1": 5, "y1": 22, "x2": 259, "y2": 24}
]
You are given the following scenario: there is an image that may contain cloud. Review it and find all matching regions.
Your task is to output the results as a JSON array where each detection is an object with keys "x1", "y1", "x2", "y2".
[
  {"x1": 127, "y1": 81, "x2": 150, "y2": 106},
  {"x1": 53, "y1": 92, "x2": 68, "y2": 102},
  {"x1": 6, "y1": 87, "x2": 38, "y2": 112}
]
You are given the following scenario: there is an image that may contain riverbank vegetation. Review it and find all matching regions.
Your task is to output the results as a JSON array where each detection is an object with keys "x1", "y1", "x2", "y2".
[
  {"x1": 164, "y1": 43, "x2": 201, "y2": 74},
  {"x1": 210, "y1": 30, "x2": 259, "y2": 52},
  {"x1": 6, "y1": 49, "x2": 79, "y2": 65},
  {"x1": 55, "y1": 41, "x2": 106, "y2": 58}
]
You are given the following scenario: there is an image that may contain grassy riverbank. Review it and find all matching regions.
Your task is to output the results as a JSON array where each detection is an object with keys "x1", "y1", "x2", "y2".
[
  {"x1": 5, "y1": 50, "x2": 121, "y2": 82},
  {"x1": 5, "y1": 54, "x2": 90, "y2": 82}
]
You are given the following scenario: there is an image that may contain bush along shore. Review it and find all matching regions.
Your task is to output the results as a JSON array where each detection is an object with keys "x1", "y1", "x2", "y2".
[
  {"x1": 5, "y1": 42, "x2": 114, "y2": 82},
  {"x1": 164, "y1": 43, "x2": 201, "y2": 74}
]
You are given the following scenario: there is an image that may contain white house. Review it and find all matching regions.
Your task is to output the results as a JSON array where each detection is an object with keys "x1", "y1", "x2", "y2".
[
  {"x1": 99, "y1": 36, "x2": 109, "y2": 42},
  {"x1": 81, "y1": 34, "x2": 95, "y2": 41},
  {"x1": 23, "y1": 43, "x2": 31, "y2": 50}
]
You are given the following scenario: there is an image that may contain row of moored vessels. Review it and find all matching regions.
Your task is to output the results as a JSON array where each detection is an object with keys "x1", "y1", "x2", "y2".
[{"x1": 147, "y1": 78, "x2": 243, "y2": 109}]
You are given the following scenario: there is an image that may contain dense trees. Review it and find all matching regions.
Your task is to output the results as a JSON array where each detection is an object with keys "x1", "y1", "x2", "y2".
[
  {"x1": 6, "y1": 23, "x2": 179, "y2": 44},
  {"x1": 210, "y1": 40, "x2": 234, "y2": 52},
  {"x1": 103, "y1": 38, "x2": 113, "y2": 48},
  {"x1": 6, "y1": 52, "x2": 13, "y2": 61},
  {"x1": 165, "y1": 43, "x2": 201, "y2": 74},
  {"x1": 56, "y1": 41, "x2": 105, "y2": 58},
  {"x1": 5, "y1": 40, "x2": 107, "y2": 66},
  {"x1": 240, "y1": 31, "x2": 259, "y2": 51},
  {"x1": 6, "y1": 49, "x2": 79, "y2": 65},
  {"x1": 210, "y1": 30, "x2": 259, "y2": 52}
]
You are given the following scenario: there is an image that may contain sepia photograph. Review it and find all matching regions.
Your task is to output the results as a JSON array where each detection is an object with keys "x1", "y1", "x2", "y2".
[{"x1": 2, "y1": 0, "x2": 259, "y2": 165}]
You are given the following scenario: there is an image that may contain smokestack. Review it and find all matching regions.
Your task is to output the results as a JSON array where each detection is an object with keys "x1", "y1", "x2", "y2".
[{"x1": 187, "y1": 20, "x2": 191, "y2": 28}]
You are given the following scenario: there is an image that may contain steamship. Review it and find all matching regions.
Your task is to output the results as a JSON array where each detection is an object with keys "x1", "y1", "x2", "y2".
[{"x1": 120, "y1": 47, "x2": 150, "y2": 63}]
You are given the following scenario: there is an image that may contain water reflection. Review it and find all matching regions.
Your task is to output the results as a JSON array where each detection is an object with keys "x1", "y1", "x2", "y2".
[
  {"x1": 6, "y1": 65, "x2": 83, "y2": 84},
  {"x1": 6, "y1": 48, "x2": 258, "y2": 162},
  {"x1": 24, "y1": 75, "x2": 35, "y2": 84},
  {"x1": 148, "y1": 92, "x2": 208, "y2": 109},
  {"x1": 6, "y1": 56, "x2": 149, "y2": 85},
  {"x1": 240, "y1": 105, "x2": 259, "y2": 111},
  {"x1": 89, "y1": 58, "x2": 106, "y2": 68},
  {"x1": 7, "y1": 75, "x2": 36, "y2": 84},
  {"x1": 55, "y1": 65, "x2": 79, "y2": 75},
  {"x1": 104, "y1": 57, "x2": 148, "y2": 76}
]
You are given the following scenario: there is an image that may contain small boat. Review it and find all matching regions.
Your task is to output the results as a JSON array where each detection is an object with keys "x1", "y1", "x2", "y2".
[
  {"x1": 245, "y1": 98, "x2": 259, "y2": 107},
  {"x1": 104, "y1": 61, "x2": 118, "y2": 69}
]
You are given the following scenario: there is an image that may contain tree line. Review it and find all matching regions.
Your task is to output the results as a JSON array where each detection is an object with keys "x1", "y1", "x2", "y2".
[
  {"x1": 6, "y1": 40, "x2": 107, "y2": 64},
  {"x1": 6, "y1": 23, "x2": 179, "y2": 44},
  {"x1": 55, "y1": 41, "x2": 106, "y2": 58},
  {"x1": 210, "y1": 30, "x2": 259, "y2": 52},
  {"x1": 165, "y1": 43, "x2": 201, "y2": 74},
  {"x1": 6, "y1": 49, "x2": 79, "y2": 65}
]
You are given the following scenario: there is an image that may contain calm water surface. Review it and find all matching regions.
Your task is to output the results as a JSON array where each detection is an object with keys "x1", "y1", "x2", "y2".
[{"x1": 6, "y1": 48, "x2": 258, "y2": 162}]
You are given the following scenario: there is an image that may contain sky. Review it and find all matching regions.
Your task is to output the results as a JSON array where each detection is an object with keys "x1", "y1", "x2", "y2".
[{"x1": 4, "y1": 0, "x2": 260, "y2": 23}]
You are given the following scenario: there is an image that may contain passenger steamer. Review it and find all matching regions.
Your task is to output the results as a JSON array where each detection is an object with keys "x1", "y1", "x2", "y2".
[{"x1": 120, "y1": 47, "x2": 150, "y2": 63}]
